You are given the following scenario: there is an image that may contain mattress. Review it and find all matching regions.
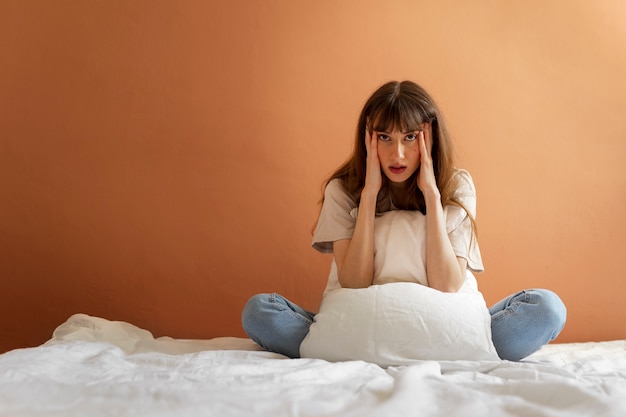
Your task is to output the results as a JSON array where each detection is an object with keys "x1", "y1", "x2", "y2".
[{"x1": 0, "y1": 313, "x2": 624, "y2": 417}]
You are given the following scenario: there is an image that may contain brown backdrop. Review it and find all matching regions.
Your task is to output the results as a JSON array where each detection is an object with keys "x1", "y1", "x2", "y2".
[{"x1": 2, "y1": 0, "x2": 625, "y2": 352}]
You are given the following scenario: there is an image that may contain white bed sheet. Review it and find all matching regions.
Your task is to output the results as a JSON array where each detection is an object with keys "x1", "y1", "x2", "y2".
[{"x1": 0, "y1": 313, "x2": 624, "y2": 417}]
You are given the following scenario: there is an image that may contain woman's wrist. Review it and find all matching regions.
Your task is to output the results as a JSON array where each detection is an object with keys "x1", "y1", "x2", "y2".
[
  {"x1": 422, "y1": 188, "x2": 441, "y2": 204},
  {"x1": 360, "y1": 187, "x2": 379, "y2": 204}
]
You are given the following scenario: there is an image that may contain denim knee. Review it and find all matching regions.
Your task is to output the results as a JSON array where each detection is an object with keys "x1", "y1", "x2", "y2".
[
  {"x1": 240, "y1": 293, "x2": 314, "y2": 358},
  {"x1": 529, "y1": 289, "x2": 567, "y2": 340},
  {"x1": 241, "y1": 293, "x2": 271, "y2": 342},
  {"x1": 490, "y1": 288, "x2": 567, "y2": 361}
]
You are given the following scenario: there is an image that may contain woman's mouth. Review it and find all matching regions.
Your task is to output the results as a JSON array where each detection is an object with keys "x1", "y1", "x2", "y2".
[{"x1": 389, "y1": 166, "x2": 407, "y2": 175}]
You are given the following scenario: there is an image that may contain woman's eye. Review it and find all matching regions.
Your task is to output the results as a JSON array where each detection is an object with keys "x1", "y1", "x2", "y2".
[
  {"x1": 377, "y1": 134, "x2": 390, "y2": 141},
  {"x1": 405, "y1": 134, "x2": 417, "y2": 141}
]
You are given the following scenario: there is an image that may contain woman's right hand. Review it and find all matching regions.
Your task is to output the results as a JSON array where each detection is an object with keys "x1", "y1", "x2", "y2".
[
  {"x1": 334, "y1": 126, "x2": 380, "y2": 289},
  {"x1": 363, "y1": 126, "x2": 382, "y2": 198}
]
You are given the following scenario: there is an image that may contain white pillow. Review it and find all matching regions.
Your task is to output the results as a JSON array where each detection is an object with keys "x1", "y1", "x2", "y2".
[{"x1": 300, "y1": 282, "x2": 499, "y2": 366}]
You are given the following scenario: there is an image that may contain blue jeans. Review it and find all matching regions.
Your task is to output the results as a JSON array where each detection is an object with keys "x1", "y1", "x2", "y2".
[
  {"x1": 489, "y1": 289, "x2": 566, "y2": 361},
  {"x1": 241, "y1": 289, "x2": 566, "y2": 361}
]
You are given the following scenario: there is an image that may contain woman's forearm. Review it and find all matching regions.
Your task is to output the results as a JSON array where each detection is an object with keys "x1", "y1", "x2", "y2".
[
  {"x1": 335, "y1": 190, "x2": 378, "y2": 288},
  {"x1": 424, "y1": 190, "x2": 465, "y2": 292}
]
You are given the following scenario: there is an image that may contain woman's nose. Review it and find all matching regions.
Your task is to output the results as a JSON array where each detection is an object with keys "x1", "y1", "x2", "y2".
[{"x1": 394, "y1": 143, "x2": 405, "y2": 158}]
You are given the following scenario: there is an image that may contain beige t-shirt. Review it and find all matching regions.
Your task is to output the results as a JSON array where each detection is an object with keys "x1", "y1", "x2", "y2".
[{"x1": 312, "y1": 169, "x2": 484, "y2": 295}]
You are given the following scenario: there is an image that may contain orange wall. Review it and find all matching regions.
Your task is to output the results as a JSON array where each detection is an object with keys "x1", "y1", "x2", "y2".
[{"x1": 1, "y1": 1, "x2": 625, "y2": 352}]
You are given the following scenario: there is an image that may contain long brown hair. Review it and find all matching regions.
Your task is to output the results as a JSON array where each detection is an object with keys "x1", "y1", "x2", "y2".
[{"x1": 321, "y1": 80, "x2": 476, "y2": 233}]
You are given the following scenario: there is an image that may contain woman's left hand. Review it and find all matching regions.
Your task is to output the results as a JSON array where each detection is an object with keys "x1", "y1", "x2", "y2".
[{"x1": 417, "y1": 123, "x2": 438, "y2": 195}]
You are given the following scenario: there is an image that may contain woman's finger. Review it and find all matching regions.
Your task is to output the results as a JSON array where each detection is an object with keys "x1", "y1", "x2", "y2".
[
  {"x1": 425, "y1": 123, "x2": 433, "y2": 155},
  {"x1": 370, "y1": 131, "x2": 378, "y2": 157},
  {"x1": 419, "y1": 131, "x2": 428, "y2": 161},
  {"x1": 420, "y1": 123, "x2": 433, "y2": 156}
]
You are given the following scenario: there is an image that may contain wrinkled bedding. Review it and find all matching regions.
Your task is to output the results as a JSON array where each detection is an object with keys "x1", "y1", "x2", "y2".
[{"x1": 0, "y1": 314, "x2": 624, "y2": 417}]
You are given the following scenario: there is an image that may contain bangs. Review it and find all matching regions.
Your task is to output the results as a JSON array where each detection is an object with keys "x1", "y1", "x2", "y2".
[{"x1": 370, "y1": 96, "x2": 427, "y2": 133}]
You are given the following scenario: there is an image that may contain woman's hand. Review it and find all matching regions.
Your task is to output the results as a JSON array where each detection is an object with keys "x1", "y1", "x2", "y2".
[
  {"x1": 417, "y1": 123, "x2": 438, "y2": 196},
  {"x1": 334, "y1": 125, "x2": 381, "y2": 289},
  {"x1": 363, "y1": 126, "x2": 382, "y2": 198},
  {"x1": 418, "y1": 122, "x2": 464, "y2": 292}
]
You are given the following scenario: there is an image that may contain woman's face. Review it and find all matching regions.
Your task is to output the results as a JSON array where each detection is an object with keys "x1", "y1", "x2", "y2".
[{"x1": 374, "y1": 128, "x2": 421, "y2": 184}]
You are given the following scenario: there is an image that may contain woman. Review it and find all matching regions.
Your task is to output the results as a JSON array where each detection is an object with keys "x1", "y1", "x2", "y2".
[{"x1": 242, "y1": 80, "x2": 566, "y2": 361}]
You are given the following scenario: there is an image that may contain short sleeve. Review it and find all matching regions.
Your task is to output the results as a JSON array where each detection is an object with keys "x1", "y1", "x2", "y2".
[
  {"x1": 312, "y1": 179, "x2": 358, "y2": 253},
  {"x1": 444, "y1": 169, "x2": 484, "y2": 272}
]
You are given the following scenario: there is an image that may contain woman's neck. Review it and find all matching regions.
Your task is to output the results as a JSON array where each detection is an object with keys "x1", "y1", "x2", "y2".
[
  {"x1": 388, "y1": 181, "x2": 409, "y2": 206},
  {"x1": 388, "y1": 180, "x2": 409, "y2": 194}
]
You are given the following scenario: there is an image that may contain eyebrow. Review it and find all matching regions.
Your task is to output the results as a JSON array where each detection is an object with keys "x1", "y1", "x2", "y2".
[{"x1": 375, "y1": 130, "x2": 419, "y2": 134}]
